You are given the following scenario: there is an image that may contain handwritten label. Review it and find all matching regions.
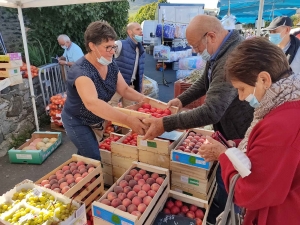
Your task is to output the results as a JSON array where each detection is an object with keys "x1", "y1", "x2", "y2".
[
  {"x1": 140, "y1": 140, "x2": 147, "y2": 147},
  {"x1": 16, "y1": 154, "x2": 32, "y2": 159},
  {"x1": 195, "y1": 159, "x2": 206, "y2": 165}
]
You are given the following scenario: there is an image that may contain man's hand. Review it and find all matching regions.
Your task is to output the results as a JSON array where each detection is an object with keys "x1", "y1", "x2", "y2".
[
  {"x1": 199, "y1": 136, "x2": 227, "y2": 162},
  {"x1": 126, "y1": 116, "x2": 149, "y2": 136},
  {"x1": 167, "y1": 98, "x2": 183, "y2": 110},
  {"x1": 142, "y1": 117, "x2": 165, "y2": 140},
  {"x1": 59, "y1": 60, "x2": 67, "y2": 65}
]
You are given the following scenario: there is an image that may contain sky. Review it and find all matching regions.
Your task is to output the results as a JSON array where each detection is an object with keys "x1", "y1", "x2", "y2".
[{"x1": 168, "y1": 0, "x2": 219, "y2": 9}]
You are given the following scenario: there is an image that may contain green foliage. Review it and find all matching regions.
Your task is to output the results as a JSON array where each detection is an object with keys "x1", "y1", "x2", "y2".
[
  {"x1": 132, "y1": 0, "x2": 167, "y2": 24},
  {"x1": 129, "y1": 0, "x2": 157, "y2": 14},
  {"x1": 291, "y1": 14, "x2": 300, "y2": 27},
  {"x1": 20, "y1": 1, "x2": 130, "y2": 59},
  {"x1": 9, "y1": 128, "x2": 34, "y2": 149}
]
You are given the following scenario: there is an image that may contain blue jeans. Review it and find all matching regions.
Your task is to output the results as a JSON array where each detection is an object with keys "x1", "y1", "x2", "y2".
[{"x1": 62, "y1": 109, "x2": 101, "y2": 161}]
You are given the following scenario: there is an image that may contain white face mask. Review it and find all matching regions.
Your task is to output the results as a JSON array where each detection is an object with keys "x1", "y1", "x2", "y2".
[
  {"x1": 95, "y1": 47, "x2": 112, "y2": 66},
  {"x1": 61, "y1": 45, "x2": 67, "y2": 50}
]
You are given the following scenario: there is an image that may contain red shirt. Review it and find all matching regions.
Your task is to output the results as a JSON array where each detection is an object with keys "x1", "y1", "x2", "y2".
[{"x1": 219, "y1": 100, "x2": 300, "y2": 225}]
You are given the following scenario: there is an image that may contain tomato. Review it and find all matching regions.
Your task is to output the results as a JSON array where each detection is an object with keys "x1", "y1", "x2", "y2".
[
  {"x1": 138, "y1": 109, "x2": 145, "y2": 113},
  {"x1": 123, "y1": 140, "x2": 128, "y2": 144},
  {"x1": 113, "y1": 137, "x2": 120, "y2": 141},
  {"x1": 164, "y1": 108, "x2": 172, "y2": 115},
  {"x1": 150, "y1": 108, "x2": 157, "y2": 113},
  {"x1": 138, "y1": 107, "x2": 144, "y2": 111},
  {"x1": 155, "y1": 114, "x2": 162, "y2": 118},
  {"x1": 156, "y1": 109, "x2": 163, "y2": 114},
  {"x1": 161, "y1": 113, "x2": 168, "y2": 117},
  {"x1": 142, "y1": 103, "x2": 151, "y2": 109},
  {"x1": 143, "y1": 108, "x2": 150, "y2": 113}
]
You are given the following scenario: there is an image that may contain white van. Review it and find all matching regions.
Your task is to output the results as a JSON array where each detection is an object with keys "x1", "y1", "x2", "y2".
[{"x1": 141, "y1": 20, "x2": 158, "y2": 45}]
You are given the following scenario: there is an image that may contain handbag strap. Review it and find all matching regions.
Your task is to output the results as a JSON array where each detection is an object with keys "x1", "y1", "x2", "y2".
[{"x1": 220, "y1": 173, "x2": 240, "y2": 225}]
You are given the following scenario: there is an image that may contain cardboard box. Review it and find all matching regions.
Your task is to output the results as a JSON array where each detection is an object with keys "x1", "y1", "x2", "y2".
[
  {"x1": 9, "y1": 73, "x2": 23, "y2": 86},
  {"x1": 35, "y1": 154, "x2": 104, "y2": 211},
  {"x1": 8, "y1": 132, "x2": 62, "y2": 164},
  {"x1": 171, "y1": 128, "x2": 214, "y2": 170},
  {"x1": 92, "y1": 162, "x2": 170, "y2": 225},
  {"x1": 0, "y1": 67, "x2": 20, "y2": 77},
  {"x1": 0, "y1": 179, "x2": 86, "y2": 225}
]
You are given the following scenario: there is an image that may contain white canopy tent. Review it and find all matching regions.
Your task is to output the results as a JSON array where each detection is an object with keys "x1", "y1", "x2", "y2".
[{"x1": 0, "y1": 0, "x2": 116, "y2": 131}]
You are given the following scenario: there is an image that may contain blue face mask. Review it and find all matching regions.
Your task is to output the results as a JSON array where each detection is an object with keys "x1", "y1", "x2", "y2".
[
  {"x1": 200, "y1": 37, "x2": 211, "y2": 61},
  {"x1": 245, "y1": 86, "x2": 260, "y2": 108},
  {"x1": 269, "y1": 32, "x2": 285, "y2": 45},
  {"x1": 134, "y1": 35, "x2": 143, "y2": 43}
]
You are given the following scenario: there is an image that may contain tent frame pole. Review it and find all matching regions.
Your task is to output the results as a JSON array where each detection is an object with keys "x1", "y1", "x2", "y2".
[
  {"x1": 256, "y1": 0, "x2": 265, "y2": 36},
  {"x1": 17, "y1": 4, "x2": 40, "y2": 131}
]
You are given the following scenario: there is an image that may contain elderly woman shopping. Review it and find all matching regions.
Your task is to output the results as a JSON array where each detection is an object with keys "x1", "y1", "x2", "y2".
[
  {"x1": 199, "y1": 37, "x2": 300, "y2": 225},
  {"x1": 62, "y1": 21, "x2": 148, "y2": 161}
]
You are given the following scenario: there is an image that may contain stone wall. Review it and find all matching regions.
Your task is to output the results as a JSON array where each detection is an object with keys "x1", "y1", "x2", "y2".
[
  {"x1": 0, "y1": 77, "x2": 44, "y2": 157},
  {"x1": 0, "y1": 7, "x2": 24, "y2": 53}
]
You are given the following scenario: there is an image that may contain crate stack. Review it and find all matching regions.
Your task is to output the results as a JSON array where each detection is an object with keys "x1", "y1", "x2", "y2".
[
  {"x1": 0, "y1": 53, "x2": 23, "y2": 91},
  {"x1": 170, "y1": 128, "x2": 218, "y2": 202}
]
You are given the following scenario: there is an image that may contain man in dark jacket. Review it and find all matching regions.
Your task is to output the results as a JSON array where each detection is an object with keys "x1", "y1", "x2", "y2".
[
  {"x1": 265, "y1": 16, "x2": 300, "y2": 74},
  {"x1": 110, "y1": 22, "x2": 145, "y2": 107},
  {"x1": 143, "y1": 15, "x2": 254, "y2": 224}
]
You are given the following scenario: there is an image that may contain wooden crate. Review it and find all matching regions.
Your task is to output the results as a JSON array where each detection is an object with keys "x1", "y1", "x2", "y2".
[
  {"x1": 151, "y1": 190, "x2": 209, "y2": 224},
  {"x1": 137, "y1": 131, "x2": 185, "y2": 155},
  {"x1": 0, "y1": 53, "x2": 23, "y2": 68},
  {"x1": 174, "y1": 80, "x2": 206, "y2": 109},
  {"x1": 171, "y1": 128, "x2": 214, "y2": 170},
  {"x1": 171, "y1": 162, "x2": 218, "y2": 195},
  {"x1": 171, "y1": 178, "x2": 217, "y2": 202},
  {"x1": 99, "y1": 132, "x2": 124, "y2": 165},
  {"x1": 112, "y1": 96, "x2": 178, "y2": 128},
  {"x1": 138, "y1": 150, "x2": 170, "y2": 169},
  {"x1": 35, "y1": 154, "x2": 104, "y2": 210},
  {"x1": 92, "y1": 161, "x2": 170, "y2": 225},
  {"x1": 112, "y1": 156, "x2": 135, "y2": 179},
  {"x1": 102, "y1": 162, "x2": 113, "y2": 186},
  {"x1": 0, "y1": 67, "x2": 20, "y2": 77},
  {"x1": 111, "y1": 131, "x2": 138, "y2": 159}
]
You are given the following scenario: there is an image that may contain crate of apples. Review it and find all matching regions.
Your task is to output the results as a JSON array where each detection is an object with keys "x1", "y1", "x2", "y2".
[
  {"x1": 175, "y1": 131, "x2": 208, "y2": 155},
  {"x1": 97, "y1": 168, "x2": 165, "y2": 219},
  {"x1": 37, "y1": 160, "x2": 97, "y2": 194},
  {"x1": 137, "y1": 103, "x2": 172, "y2": 118},
  {"x1": 99, "y1": 135, "x2": 121, "y2": 151},
  {"x1": 161, "y1": 197, "x2": 205, "y2": 225},
  {"x1": 121, "y1": 132, "x2": 138, "y2": 146}
]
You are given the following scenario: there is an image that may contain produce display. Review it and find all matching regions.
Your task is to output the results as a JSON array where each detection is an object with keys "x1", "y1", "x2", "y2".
[
  {"x1": 48, "y1": 94, "x2": 66, "y2": 127},
  {"x1": 99, "y1": 168, "x2": 165, "y2": 218},
  {"x1": 20, "y1": 63, "x2": 39, "y2": 78},
  {"x1": 37, "y1": 161, "x2": 96, "y2": 194},
  {"x1": 99, "y1": 135, "x2": 121, "y2": 151},
  {"x1": 0, "y1": 188, "x2": 78, "y2": 225},
  {"x1": 162, "y1": 198, "x2": 205, "y2": 225},
  {"x1": 137, "y1": 103, "x2": 172, "y2": 118},
  {"x1": 182, "y1": 67, "x2": 205, "y2": 84},
  {"x1": 175, "y1": 131, "x2": 208, "y2": 155},
  {"x1": 86, "y1": 209, "x2": 93, "y2": 225},
  {"x1": 21, "y1": 137, "x2": 58, "y2": 151},
  {"x1": 121, "y1": 133, "x2": 138, "y2": 146}
]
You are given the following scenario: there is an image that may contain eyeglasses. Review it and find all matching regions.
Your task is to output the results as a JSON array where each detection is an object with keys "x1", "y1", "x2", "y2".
[
  {"x1": 102, "y1": 45, "x2": 118, "y2": 52},
  {"x1": 190, "y1": 32, "x2": 209, "y2": 50}
]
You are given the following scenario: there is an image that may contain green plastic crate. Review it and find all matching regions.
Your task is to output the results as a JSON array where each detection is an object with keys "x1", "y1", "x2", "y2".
[{"x1": 8, "y1": 132, "x2": 62, "y2": 164}]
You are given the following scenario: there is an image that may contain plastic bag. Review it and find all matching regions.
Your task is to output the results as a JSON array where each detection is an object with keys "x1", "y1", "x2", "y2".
[
  {"x1": 143, "y1": 76, "x2": 159, "y2": 99},
  {"x1": 176, "y1": 70, "x2": 193, "y2": 80},
  {"x1": 179, "y1": 56, "x2": 205, "y2": 70},
  {"x1": 221, "y1": 15, "x2": 237, "y2": 30}
]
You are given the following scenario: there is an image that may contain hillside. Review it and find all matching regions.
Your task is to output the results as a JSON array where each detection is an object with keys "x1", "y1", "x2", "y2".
[{"x1": 129, "y1": 0, "x2": 157, "y2": 15}]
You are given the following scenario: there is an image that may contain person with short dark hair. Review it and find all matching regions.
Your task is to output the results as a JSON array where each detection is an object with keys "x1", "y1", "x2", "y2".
[
  {"x1": 61, "y1": 21, "x2": 148, "y2": 161},
  {"x1": 265, "y1": 16, "x2": 300, "y2": 74},
  {"x1": 200, "y1": 37, "x2": 300, "y2": 225},
  {"x1": 110, "y1": 22, "x2": 145, "y2": 107}
]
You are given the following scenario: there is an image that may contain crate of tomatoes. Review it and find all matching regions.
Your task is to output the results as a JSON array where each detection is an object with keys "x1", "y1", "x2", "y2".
[
  {"x1": 20, "y1": 62, "x2": 39, "y2": 78},
  {"x1": 46, "y1": 93, "x2": 67, "y2": 128}
]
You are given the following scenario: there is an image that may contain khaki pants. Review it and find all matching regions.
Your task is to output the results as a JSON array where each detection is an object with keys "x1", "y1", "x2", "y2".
[{"x1": 109, "y1": 85, "x2": 135, "y2": 108}]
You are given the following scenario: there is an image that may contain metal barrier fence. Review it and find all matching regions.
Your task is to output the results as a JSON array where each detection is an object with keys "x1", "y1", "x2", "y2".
[{"x1": 38, "y1": 63, "x2": 67, "y2": 109}]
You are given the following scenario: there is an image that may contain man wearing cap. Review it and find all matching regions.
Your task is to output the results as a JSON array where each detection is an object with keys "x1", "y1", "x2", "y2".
[
  {"x1": 110, "y1": 22, "x2": 145, "y2": 107},
  {"x1": 265, "y1": 16, "x2": 300, "y2": 74}
]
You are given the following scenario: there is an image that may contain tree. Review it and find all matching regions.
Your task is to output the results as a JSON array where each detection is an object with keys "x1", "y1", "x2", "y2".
[
  {"x1": 291, "y1": 14, "x2": 300, "y2": 27},
  {"x1": 4, "y1": 1, "x2": 130, "y2": 66},
  {"x1": 133, "y1": 0, "x2": 167, "y2": 24}
]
